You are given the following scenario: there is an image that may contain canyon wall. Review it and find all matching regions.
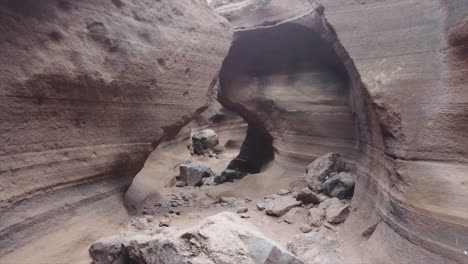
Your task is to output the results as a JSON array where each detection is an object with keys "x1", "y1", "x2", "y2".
[
  {"x1": 0, "y1": 0, "x2": 232, "y2": 258},
  {"x1": 212, "y1": 0, "x2": 468, "y2": 263},
  {"x1": 0, "y1": 0, "x2": 231, "y2": 208}
]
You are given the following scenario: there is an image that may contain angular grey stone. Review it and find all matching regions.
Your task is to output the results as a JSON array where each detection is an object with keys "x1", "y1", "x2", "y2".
[
  {"x1": 237, "y1": 207, "x2": 248, "y2": 213},
  {"x1": 305, "y1": 153, "x2": 347, "y2": 191},
  {"x1": 318, "y1": 197, "x2": 350, "y2": 224},
  {"x1": 179, "y1": 163, "x2": 214, "y2": 186},
  {"x1": 322, "y1": 172, "x2": 355, "y2": 199},
  {"x1": 175, "y1": 181, "x2": 186, "y2": 187},
  {"x1": 318, "y1": 197, "x2": 341, "y2": 211},
  {"x1": 192, "y1": 129, "x2": 219, "y2": 155},
  {"x1": 257, "y1": 202, "x2": 268, "y2": 211},
  {"x1": 283, "y1": 208, "x2": 301, "y2": 224},
  {"x1": 307, "y1": 208, "x2": 325, "y2": 227},
  {"x1": 201, "y1": 176, "x2": 216, "y2": 186},
  {"x1": 287, "y1": 233, "x2": 340, "y2": 264},
  {"x1": 89, "y1": 236, "x2": 152, "y2": 264},
  {"x1": 213, "y1": 144, "x2": 225, "y2": 154},
  {"x1": 266, "y1": 196, "x2": 302, "y2": 217},
  {"x1": 300, "y1": 225, "x2": 313, "y2": 233},
  {"x1": 278, "y1": 189, "x2": 291, "y2": 196},
  {"x1": 296, "y1": 188, "x2": 320, "y2": 204},
  {"x1": 219, "y1": 196, "x2": 238, "y2": 205},
  {"x1": 326, "y1": 204, "x2": 350, "y2": 224}
]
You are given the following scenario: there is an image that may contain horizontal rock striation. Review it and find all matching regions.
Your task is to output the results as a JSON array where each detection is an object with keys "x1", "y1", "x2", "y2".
[
  {"x1": 217, "y1": 0, "x2": 367, "y2": 171},
  {"x1": 0, "y1": 0, "x2": 231, "y2": 208},
  {"x1": 323, "y1": 1, "x2": 468, "y2": 263},
  {"x1": 214, "y1": 0, "x2": 468, "y2": 263},
  {"x1": 0, "y1": 0, "x2": 232, "y2": 259}
]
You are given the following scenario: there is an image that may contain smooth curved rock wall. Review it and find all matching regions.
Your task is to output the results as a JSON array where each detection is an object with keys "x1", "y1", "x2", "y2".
[
  {"x1": 322, "y1": 1, "x2": 468, "y2": 263},
  {"x1": 218, "y1": 5, "x2": 361, "y2": 170},
  {"x1": 0, "y1": 0, "x2": 232, "y2": 259},
  {"x1": 0, "y1": 0, "x2": 232, "y2": 209},
  {"x1": 213, "y1": 0, "x2": 468, "y2": 263}
]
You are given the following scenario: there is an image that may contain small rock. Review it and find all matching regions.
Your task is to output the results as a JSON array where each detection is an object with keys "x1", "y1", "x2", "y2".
[
  {"x1": 287, "y1": 233, "x2": 341, "y2": 264},
  {"x1": 215, "y1": 169, "x2": 247, "y2": 184},
  {"x1": 308, "y1": 208, "x2": 325, "y2": 227},
  {"x1": 159, "y1": 218, "x2": 171, "y2": 227},
  {"x1": 179, "y1": 163, "x2": 214, "y2": 186},
  {"x1": 256, "y1": 202, "x2": 268, "y2": 211},
  {"x1": 201, "y1": 176, "x2": 216, "y2": 186},
  {"x1": 89, "y1": 236, "x2": 137, "y2": 264},
  {"x1": 264, "y1": 195, "x2": 276, "y2": 200},
  {"x1": 296, "y1": 187, "x2": 320, "y2": 204},
  {"x1": 317, "y1": 193, "x2": 329, "y2": 203},
  {"x1": 300, "y1": 225, "x2": 313, "y2": 233},
  {"x1": 237, "y1": 207, "x2": 248, "y2": 214},
  {"x1": 239, "y1": 214, "x2": 250, "y2": 219},
  {"x1": 322, "y1": 172, "x2": 355, "y2": 199},
  {"x1": 277, "y1": 189, "x2": 291, "y2": 196},
  {"x1": 175, "y1": 181, "x2": 185, "y2": 187},
  {"x1": 326, "y1": 204, "x2": 350, "y2": 224},
  {"x1": 219, "y1": 196, "x2": 237, "y2": 205},
  {"x1": 192, "y1": 129, "x2": 219, "y2": 155},
  {"x1": 265, "y1": 196, "x2": 302, "y2": 217},
  {"x1": 213, "y1": 145, "x2": 225, "y2": 154},
  {"x1": 318, "y1": 197, "x2": 340, "y2": 211},
  {"x1": 283, "y1": 208, "x2": 301, "y2": 224},
  {"x1": 318, "y1": 197, "x2": 350, "y2": 224}
]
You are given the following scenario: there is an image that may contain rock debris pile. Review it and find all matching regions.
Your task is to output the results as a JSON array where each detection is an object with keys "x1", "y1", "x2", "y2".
[{"x1": 90, "y1": 212, "x2": 304, "y2": 264}]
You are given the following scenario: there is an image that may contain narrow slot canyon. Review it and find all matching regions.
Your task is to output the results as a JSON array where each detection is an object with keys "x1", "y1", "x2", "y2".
[{"x1": 1, "y1": 0, "x2": 468, "y2": 264}]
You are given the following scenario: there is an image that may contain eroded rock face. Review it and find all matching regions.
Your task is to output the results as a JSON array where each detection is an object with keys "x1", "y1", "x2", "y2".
[
  {"x1": 0, "y1": 0, "x2": 232, "y2": 209},
  {"x1": 213, "y1": 0, "x2": 468, "y2": 263},
  {"x1": 0, "y1": 0, "x2": 232, "y2": 258}
]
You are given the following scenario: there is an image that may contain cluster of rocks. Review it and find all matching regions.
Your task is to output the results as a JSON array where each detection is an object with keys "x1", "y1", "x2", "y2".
[
  {"x1": 188, "y1": 129, "x2": 224, "y2": 157},
  {"x1": 256, "y1": 153, "x2": 355, "y2": 231},
  {"x1": 305, "y1": 152, "x2": 355, "y2": 199},
  {"x1": 90, "y1": 212, "x2": 305, "y2": 264}
]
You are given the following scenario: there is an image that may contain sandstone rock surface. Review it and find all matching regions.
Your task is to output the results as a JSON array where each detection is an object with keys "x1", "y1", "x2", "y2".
[
  {"x1": 0, "y1": 0, "x2": 232, "y2": 260},
  {"x1": 90, "y1": 212, "x2": 304, "y2": 264},
  {"x1": 212, "y1": 0, "x2": 468, "y2": 263},
  {"x1": 287, "y1": 233, "x2": 341, "y2": 264}
]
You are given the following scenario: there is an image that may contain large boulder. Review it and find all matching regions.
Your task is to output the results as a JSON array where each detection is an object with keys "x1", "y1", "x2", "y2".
[
  {"x1": 321, "y1": 172, "x2": 355, "y2": 199},
  {"x1": 90, "y1": 212, "x2": 304, "y2": 264},
  {"x1": 191, "y1": 129, "x2": 220, "y2": 155},
  {"x1": 287, "y1": 233, "x2": 341, "y2": 264},
  {"x1": 0, "y1": 0, "x2": 233, "y2": 209},
  {"x1": 305, "y1": 153, "x2": 347, "y2": 191},
  {"x1": 179, "y1": 163, "x2": 214, "y2": 187}
]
